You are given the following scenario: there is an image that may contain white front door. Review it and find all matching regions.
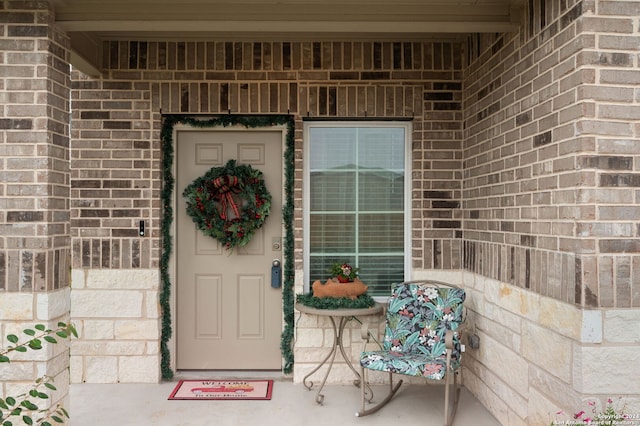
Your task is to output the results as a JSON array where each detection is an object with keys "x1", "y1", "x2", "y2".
[{"x1": 175, "y1": 127, "x2": 283, "y2": 370}]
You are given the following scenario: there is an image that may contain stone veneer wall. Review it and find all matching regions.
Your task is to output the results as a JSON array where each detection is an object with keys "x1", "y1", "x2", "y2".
[
  {"x1": 0, "y1": 0, "x2": 72, "y2": 414},
  {"x1": 69, "y1": 40, "x2": 466, "y2": 383},
  {"x1": 460, "y1": 1, "x2": 640, "y2": 424}
]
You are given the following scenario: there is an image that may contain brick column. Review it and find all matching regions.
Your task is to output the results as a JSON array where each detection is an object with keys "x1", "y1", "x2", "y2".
[{"x1": 0, "y1": 0, "x2": 72, "y2": 412}]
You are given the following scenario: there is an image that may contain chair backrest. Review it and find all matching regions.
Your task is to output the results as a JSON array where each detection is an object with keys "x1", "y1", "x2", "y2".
[{"x1": 383, "y1": 281, "x2": 466, "y2": 360}]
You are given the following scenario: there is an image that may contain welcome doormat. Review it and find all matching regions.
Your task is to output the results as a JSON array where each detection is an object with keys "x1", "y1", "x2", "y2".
[{"x1": 168, "y1": 380, "x2": 273, "y2": 401}]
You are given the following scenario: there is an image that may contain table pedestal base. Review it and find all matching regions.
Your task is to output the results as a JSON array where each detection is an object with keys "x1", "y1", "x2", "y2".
[
  {"x1": 295, "y1": 302, "x2": 382, "y2": 405},
  {"x1": 302, "y1": 316, "x2": 363, "y2": 404}
]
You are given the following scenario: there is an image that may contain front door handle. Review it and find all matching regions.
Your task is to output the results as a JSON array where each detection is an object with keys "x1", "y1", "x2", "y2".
[{"x1": 271, "y1": 259, "x2": 281, "y2": 288}]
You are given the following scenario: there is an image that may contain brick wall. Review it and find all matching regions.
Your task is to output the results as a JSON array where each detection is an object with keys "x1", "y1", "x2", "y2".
[
  {"x1": 71, "y1": 40, "x2": 466, "y2": 273},
  {"x1": 463, "y1": 0, "x2": 640, "y2": 309},
  {"x1": 70, "y1": 77, "x2": 155, "y2": 269}
]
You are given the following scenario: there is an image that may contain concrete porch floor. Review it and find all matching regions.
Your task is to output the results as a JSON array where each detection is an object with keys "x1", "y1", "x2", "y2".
[{"x1": 69, "y1": 372, "x2": 500, "y2": 426}]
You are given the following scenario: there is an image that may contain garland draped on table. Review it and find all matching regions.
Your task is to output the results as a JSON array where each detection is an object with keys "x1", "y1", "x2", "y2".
[
  {"x1": 161, "y1": 115, "x2": 295, "y2": 379},
  {"x1": 296, "y1": 293, "x2": 376, "y2": 310},
  {"x1": 183, "y1": 159, "x2": 271, "y2": 250}
]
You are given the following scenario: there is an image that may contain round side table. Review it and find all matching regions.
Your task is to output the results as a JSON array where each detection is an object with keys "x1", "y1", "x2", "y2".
[{"x1": 295, "y1": 302, "x2": 383, "y2": 405}]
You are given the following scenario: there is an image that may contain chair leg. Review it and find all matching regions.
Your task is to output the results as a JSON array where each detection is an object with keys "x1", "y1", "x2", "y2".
[
  {"x1": 359, "y1": 365, "x2": 367, "y2": 414},
  {"x1": 443, "y1": 370, "x2": 461, "y2": 426},
  {"x1": 355, "y1": 370, "x2": 403, "y2": 417}
]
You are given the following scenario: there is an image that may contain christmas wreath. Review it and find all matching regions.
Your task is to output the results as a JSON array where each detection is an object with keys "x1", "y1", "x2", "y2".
[{"x1": 183, "y1": 159, "x2": 272, "y2": 250}]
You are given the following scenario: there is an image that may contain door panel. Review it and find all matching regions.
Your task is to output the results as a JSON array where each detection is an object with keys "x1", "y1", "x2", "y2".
[
  {"x1": 237, "y1": 275, "x2": 264, "y2": 338},
  {"x1": 176, "y1": 128, "x2": 283, "y2": 370},
  {"x1": 194, "y1": 275, "x2": 222, "y2": 338}
]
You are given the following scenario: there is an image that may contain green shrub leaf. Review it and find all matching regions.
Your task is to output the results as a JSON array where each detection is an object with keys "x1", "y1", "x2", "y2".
[
  {"x1": 20, "y1": 400, "x2": 38, "y2": 410},
  {"x1": 27, "y1": 340, "x2": 42, "y2": 350},
  {"x1": 0, "y1": 324, "x2": 75, "y2": 426}
]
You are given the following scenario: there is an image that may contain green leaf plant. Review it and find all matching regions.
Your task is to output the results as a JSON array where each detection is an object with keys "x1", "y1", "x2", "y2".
[{"x1": 0, "y1": 322, "x2": 77, "y2": 426}]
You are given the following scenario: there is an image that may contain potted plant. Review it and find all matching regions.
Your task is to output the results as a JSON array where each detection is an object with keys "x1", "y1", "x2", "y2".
[
  {"x1": 329, "y1": 262, "x2": 359, "y2": 283},
  {"x1": 308, "y1": 262, "x2": 368, "y2": 299}
]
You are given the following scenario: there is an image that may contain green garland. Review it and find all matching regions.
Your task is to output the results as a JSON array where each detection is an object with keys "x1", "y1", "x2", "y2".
[
  {"x1": 160, "y1": 117, "x2": 175, "y2": 380},
  {"x1": 183, "y1": 159, "x2": 272, "y2": 250},
  {"x1": 296, "y1": 293, "x2": 376, "y2": 310},
  {"x1": 161, "y1": 115, "x2": 295, "y2": 379}
]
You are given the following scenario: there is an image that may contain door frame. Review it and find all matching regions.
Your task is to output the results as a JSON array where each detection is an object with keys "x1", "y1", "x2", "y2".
[{"x1": 160, "y1": 115, "x2": 296, "y2": 378}]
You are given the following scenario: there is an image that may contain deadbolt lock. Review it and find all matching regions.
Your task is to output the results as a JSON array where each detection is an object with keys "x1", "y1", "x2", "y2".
[{"x1": 272, "y1": 237, "x2": 281, "y2": 251}]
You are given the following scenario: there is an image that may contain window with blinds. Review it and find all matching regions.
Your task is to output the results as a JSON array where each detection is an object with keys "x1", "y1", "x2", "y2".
[{"x1": 303, "y1": 122, "x2": 410, "y2": 297}]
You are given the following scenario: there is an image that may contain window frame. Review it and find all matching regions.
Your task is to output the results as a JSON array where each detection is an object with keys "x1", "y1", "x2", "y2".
[{"x1": 302, "y1": 120, "x2": 412, "y2": 299}]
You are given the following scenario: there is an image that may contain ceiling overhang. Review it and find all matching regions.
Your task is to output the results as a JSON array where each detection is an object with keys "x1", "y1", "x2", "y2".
[{"x1": 50, "y1": 0, "x2": 524, "y2": 76}]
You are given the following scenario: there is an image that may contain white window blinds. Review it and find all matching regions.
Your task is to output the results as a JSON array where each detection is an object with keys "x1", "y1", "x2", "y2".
[{"x1": 305, "y1": 123, "x2": 409, "y2": 296}]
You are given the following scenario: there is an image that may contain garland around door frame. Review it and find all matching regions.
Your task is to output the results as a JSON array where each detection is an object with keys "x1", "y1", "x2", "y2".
[{"x1": 160, "y1": 115, "x2": 296, "y2": 379}]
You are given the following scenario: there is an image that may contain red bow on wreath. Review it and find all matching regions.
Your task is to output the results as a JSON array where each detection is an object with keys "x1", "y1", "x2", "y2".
[{"x1": 211, "y1": 175, "x2": 242, "y2": 220}]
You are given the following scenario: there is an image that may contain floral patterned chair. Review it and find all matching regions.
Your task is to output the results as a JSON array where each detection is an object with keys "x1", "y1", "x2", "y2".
[{"x1": 356, "y1": 281, "x2": 466, "y2": 426}]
